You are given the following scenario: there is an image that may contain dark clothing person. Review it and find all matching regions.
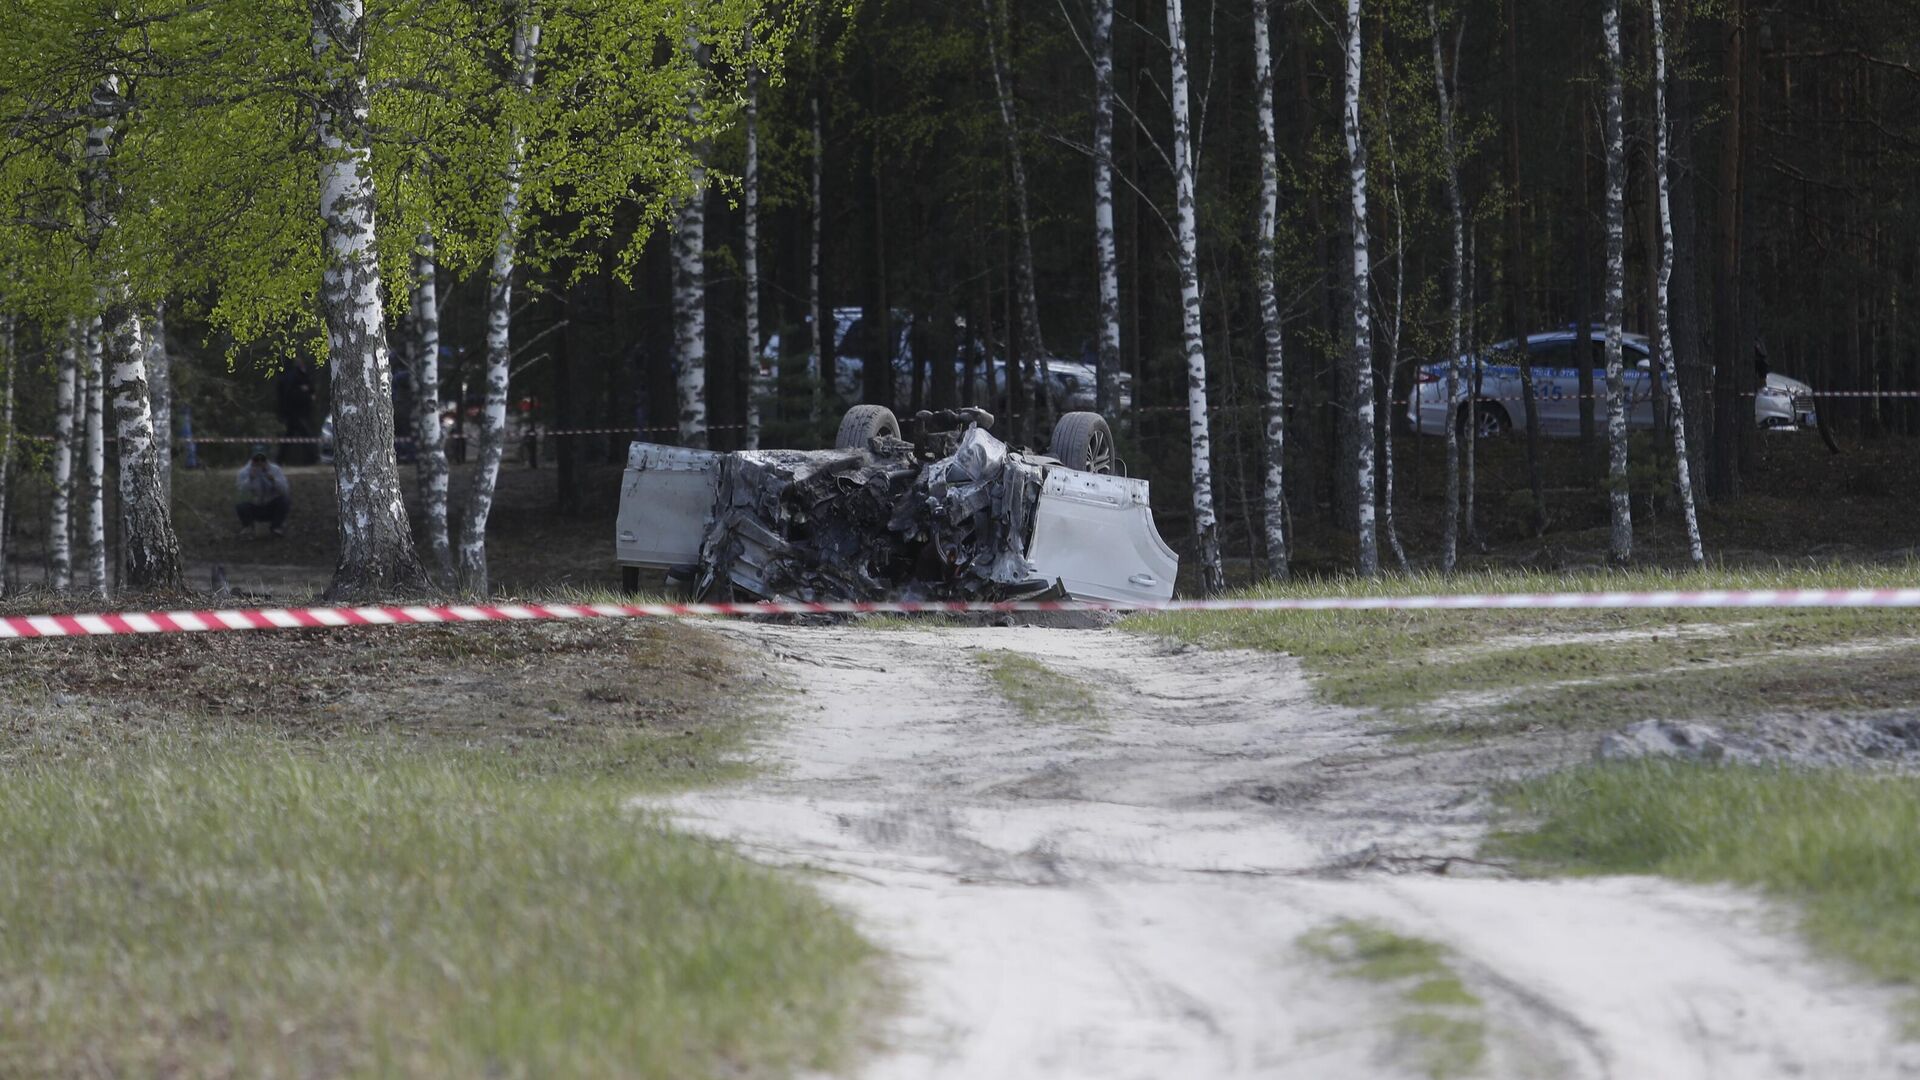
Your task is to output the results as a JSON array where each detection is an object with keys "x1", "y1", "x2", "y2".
[{"x1": 237, "y1": 450, "x2": 292, "y2": 536}]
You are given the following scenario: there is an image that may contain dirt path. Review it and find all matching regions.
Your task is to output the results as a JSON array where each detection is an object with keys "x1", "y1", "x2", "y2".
[{"x1": 643, "y1": 622, "x2": 1920, "y2": 1079}]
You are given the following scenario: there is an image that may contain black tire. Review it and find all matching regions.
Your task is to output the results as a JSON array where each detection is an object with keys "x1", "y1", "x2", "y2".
[
  {"x1": 1456, "y1": 402, "x2": 1512, "y2": 440},
  {"x1": 835, "y1": 404, "x2": 901, "y2": 449},
  {"x1": 1050, "y1": 411, "x2": 1116, "y2": 474}
]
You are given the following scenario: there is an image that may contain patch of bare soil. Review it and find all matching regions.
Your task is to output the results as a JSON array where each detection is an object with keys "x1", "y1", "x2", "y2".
[{"x1": 645, "y1": 622, "x2": 1920, "y2": 1079}]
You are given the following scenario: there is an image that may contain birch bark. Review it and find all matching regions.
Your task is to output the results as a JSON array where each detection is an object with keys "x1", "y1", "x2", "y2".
[
  {"x1": 1253, "y1": 0, "x2": 1287, "y2": 580},
  {"x1": 1430, "y1": 2, "x2": 1464, "y2": 572},
  {"x1": 83, "y1": 318, "x2": 107, "y2": 597},
  {"x1": 1382, "y1": 129, "x2": 1410, "y2": 573},
  {"x1": 1343, "y1": 0, "x2": 1378, "y2": 578},
  {"x1": 311, "y1": 0, "x2": 427, "y2": 598},
  {"x1": 50, "y1": 329, "x2": 75, "y2": 592},
  {"x1": 673, "y1": 41, "x2": 710, "y2": 449},
  {"x1": 1652, "y1": 0, "x2": 1705, "y2": 565},
  {"x1": 980, "y1": 0, "x2": 1050, "y2": 442},
  {"x1": 1092, "y1": 0, "x2": 1121, "y2": 416},
  {"x1": 744, "y1": 59, "x2": 763, "y2": 450},
  {"x1": 1603, "y1": 0, "x2": 1633, "y2": 564},
  {"x1": 411, "y1": 229, "x2": 452, "y2": 581},
  {"x1": 0, "y1": 317, "x2": 12, "y2": 596},
  {"x1": 458, "y1": 9, "x2": 539, "y2": 595},
  {"x1": 144, "y1": 308, "x2": 171, "y2": 507},
  {"x1": 1166, "y1": 0, "x2": 1225, "y2": 593}
]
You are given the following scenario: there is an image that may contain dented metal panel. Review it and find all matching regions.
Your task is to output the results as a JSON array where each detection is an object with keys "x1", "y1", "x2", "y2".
[
  {"x1": 616, "y1": 444, "x2": 722, "y2": 570},
  {"x1": 1026, "y1": 469, "x2": 1178, "y2": 604}
]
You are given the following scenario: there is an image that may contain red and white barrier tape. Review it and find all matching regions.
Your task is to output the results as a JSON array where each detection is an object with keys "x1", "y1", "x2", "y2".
[{"x1": 3, "y1": 588, "x2": 1919, "y2": 641}]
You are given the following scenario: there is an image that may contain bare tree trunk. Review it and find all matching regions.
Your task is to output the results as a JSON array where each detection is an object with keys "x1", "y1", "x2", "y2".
[
  {"x1": 1254, "y1": 0, "x2": 1287, "y2": 580},
  {"x1": 809, "y1": 91, "x2": 826, "y2": 425},
  {"x1": 673, "y1": 40, "x2": 710, "y2": 449},
  {"x1": 1382, "y1": 128, "x2": 1410, "y2": 573},
  {"x1": 1652, "y1": 0, "x2": 1704, "y2": 565},
  {"x1": 0, "y1": 317, "x2": 12, "y2": 597},
  {"x1": 458, "y1": 9, "x2": 539, "y2": 595},
  {"x1": 1465, "y1": 226, "x2": 1480, "y2": 547},
  {"x1": 50, "y1": 327, "x2": 76, "y2": 592},
  {"x1": 83, "y1": 318, "x2": 107, "y2": 597},
  {"x1": 1343, "y1": 0, "x2": 1378, "y2": 577},
  {"x1": 1431, "y1": 3, "x2": 1464, "y2": 573},
  {"x1": 1503, "y1": 0, "x2": 1547, "y2": 538},
  {"x1": 744, "y1": 59, "x2": 764, "y2": 450},
  {"x1": 1092, "y1": 0, "x2": 1121, "y2": 416},
  {"x1": 311, "y1": 0, "x2": 427, "y2": 599},
  {"x1": 981, "y1": 0, "x2": 1051, "y2": 443},
  {"x1": 1708, "y1": 0, "x2": 1745, "y2": 499},
  {"x1": 1165, "y1": 0, "x2": 1226, "y2": 594},
  {"x1": 1603, "y1": 0, "x2": 1633, "y2": 564},
  {"x1": 145, "y1": 307, "x2": 171, "y2": 508},
  {"x1": 411, "y1": 229, "x2": 452, "y2": 582}
]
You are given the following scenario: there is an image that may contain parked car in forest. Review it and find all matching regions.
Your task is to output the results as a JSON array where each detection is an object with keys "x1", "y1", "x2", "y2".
[{"x1": 1405, "y1": 329, "x2": 1818, "y2": 437}]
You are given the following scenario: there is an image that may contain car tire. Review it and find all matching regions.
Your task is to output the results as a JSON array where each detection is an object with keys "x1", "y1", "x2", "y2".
[
  {"x1": 1050, "y1": 411, "x2": 1116, "y2": 474},
  {"x1": 835, "y1": 404, "x2": 901, "y2": 449},
  {"x1": 1456, "y1": 401, "x2": 1512, "y2": 440}
]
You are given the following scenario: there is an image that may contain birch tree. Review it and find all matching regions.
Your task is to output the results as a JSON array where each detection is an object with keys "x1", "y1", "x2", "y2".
[
  {"x1": 673, "y1": 43, "x2": 710, "y2": 449},
  {"x1": 1344, "y1": 0, "x2": 1378, "y2": 578},
  {"x1": 0, "y1": 317, "x2": 12, "y2": 596},
  {"x1": 1166, "y1": 0, "x2": 1225, "y2": 594},
  {"x1": 1091, "y1": 0, "x2": 1121, "y2": 416},
  {"x1": 1253, "y1": 0, "x2": 1287, "y2": 580},
  {"x1": 458, "y1": 7, "x2": 540, "y2": 595},
  {"x1": 981, "y1": 0, "x2": 1051, "y2": 442},
  {"x1": 1651, "y1": 0, "x2": 1704, "y2": 565},
  {"x1": 49, "y1": 330, "x2": 75, "y2": 593},
  {"x1": 144, "y1": 308, "x2": 171, "y2": 507},
  {"x1": 1430, "y1": 1, "x2": 1464, "y2": 572},
  {"x1": 311, "y1": 0, "x2": 428, "y2": 597},
  {"x1": 1602, "y1": 0, "x2": 1633, "y2": 564},
  {"x1": 83, "y1": 317, "x2": 107, "y2": 597},
  {"x1": 410, "y1": 230, "x2": 452, "y2": 581},
  {"x1": 743, "y1": 58, "x2": 764, "y2": 450}
]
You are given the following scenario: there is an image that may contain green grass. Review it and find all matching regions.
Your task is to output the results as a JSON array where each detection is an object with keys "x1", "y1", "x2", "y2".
[
  {"x1": 1300, "y1": 920, "x2": 1486, "y2": 1078},
  {"x1": 1129, "y1": 565, "x2": 1920, "y2": 723},
  {"x1": 0, "y1": 621, "x2": 877, "y2": 1078},
  {"x1": 1496, "y1": 761, "x2": 1920, "y2": 1009},
  {"x1": 977, "y1": 649, "x2": 1101, "y2": 724}
]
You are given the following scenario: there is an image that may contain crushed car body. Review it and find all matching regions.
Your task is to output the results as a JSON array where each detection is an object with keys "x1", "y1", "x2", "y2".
[{"x1": 615, "y1": 408, "x2": 1177, "y2": 605}]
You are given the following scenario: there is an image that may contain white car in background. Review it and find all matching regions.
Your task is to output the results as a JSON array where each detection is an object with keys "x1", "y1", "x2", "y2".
[{"x1": 1406, "y1": 330, "x2": 1818, "y2": 438}]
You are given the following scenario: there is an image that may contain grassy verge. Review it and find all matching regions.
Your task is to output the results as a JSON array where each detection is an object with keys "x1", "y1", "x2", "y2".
[
  {"x1": 1299, "y1": 920, "x2": 1486, "y2": 1078},
  {"x1": 1495, "y1": 761, "x2": 1920, "y2": 1021},
  {"x1": 0, "y1": 620, "x2": 875, "y2": 1077},
  {"x1": 1129, "y1": 566, "x2": 1920, "y2": 729},
  {"x1": 977, "y1": 648, "x2": 1101, "y2": 724}
]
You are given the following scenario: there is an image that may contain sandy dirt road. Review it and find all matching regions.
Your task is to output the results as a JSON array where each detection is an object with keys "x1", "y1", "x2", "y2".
[{"x1": 643, "y1": 622, "x2": 1920, "y2": 1079}]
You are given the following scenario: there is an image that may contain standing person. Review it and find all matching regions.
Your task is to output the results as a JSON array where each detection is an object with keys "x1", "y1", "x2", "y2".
[
  {"x1": 236, "y1": 446, "x2": 292, "y2": 538},
  {"x1": 275, "y1": 359, "x2": 318, "y2": 465}
]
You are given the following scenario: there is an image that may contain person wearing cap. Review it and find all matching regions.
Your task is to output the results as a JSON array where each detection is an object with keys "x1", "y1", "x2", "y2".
[{"x1": 236, "y1": 445, "x2": 292, "y2": 537}]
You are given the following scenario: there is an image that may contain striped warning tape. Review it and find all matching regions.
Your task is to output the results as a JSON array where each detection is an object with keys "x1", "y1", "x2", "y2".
[{"x1": 3, "y1": 589, "x2": 1919, "y2": 641}]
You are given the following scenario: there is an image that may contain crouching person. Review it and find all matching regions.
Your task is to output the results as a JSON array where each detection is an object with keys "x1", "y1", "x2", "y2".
[{"x1": 236, "y1": 445, "x2": 291, "y2": 537}]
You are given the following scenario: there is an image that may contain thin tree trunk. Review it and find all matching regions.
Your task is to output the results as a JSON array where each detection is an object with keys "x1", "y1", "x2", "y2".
[
  {"x1": 1708, "y1": 0, "x2": 1745, "y2": 499},
  {"x1": 673, "y1": 57, "x2": 710, "y2": 449},
  {"x1": 1254, "y1": 0, "x2": 1287, "y2": 580},
  {"x1": 1652, "y1": 0, "x2": 1704, "y2": 565},
  {"x1": 311, "y1": 0, "x2": 427, "y2": 598},
  {"x1": 1503, "y1": 0, "x2": 1546, "y2": 537},
  {"x1": 0, "y1": 317, "x2": 12, "y2": 597},
  {"x1": 145, "y1": 307, "x2": 171, "y2": 508},
  {"x1": 412, "y1": 229, "x2": 451, "y2": 582},
  {"x1": 1603, "y1": 0, "x2": 1633, "y2": 564},
  {"x1": 1166, "y1": 0, "x2": 1226, "y2": 593},
  {"x1": 458, "y1": 9, "x2": 539, "y2": 595},
  {"x1": 981, "y1": 0, "x2": 1051, "y2": 443},
  {"x1": 1343, "y1": 0, "x2": 1378, "y2": 577},
  {"x1": 1092, "y1": 0, "x2": 1121, "y2": 416},
  {"x1": 744, "y1": 58, "x2": 764, "y2": 450},
  {"x1": 50, "y1": 327, "x2": 76, "y2": 592},
  {"x1": 1382, "y1": 127, "x2": 1410, "y2": 574},
  {"x1": 1431, "y1": 2, "x2": 1464, "y2": 573},
  {"x1": 1465, "y1": 225, "x2": 1480, "y2": 547},
  {"x1": 810, "y1": 90, "x2": 827, "y2": 425},
  {"x1": 83, "y1": 318, "x2": 107, "y2": 597}
]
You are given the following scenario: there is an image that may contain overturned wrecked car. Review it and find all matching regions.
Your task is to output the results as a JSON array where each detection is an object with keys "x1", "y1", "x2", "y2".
[{"x1": 615, "y1": 407, "x2": 1177, "y2": 605}]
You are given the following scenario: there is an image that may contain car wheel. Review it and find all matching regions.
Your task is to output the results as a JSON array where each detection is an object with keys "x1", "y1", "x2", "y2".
[
  {"x1": 1456, "y1": 402, "x2": 1512, "y2": 440},
  {"x1": 1050, "y1": 411, "x2": 1115, "y2": 474},
  {"x1": 835, "y1": 404, "x2": 901, "y2": 449}
]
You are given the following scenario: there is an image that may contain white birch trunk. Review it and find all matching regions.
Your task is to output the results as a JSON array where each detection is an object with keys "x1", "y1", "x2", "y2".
[
  {"x1": 412, "y1": 230, "x2": 452, "y2": 582},
  {"x1": 458, "y1": 9, "x2": 539, "y2": 596},
  {"x1": 1092, "y1": 0, "x2": 1121, "y2": 416},
  {"x1": 0, "y1": 317, "x2": 12, "y2": 596},
  {"x1": 673, "y1": 49, "x2": 709, "y2": 449},
  {"x1": 809, "y1": 92, "x2": 824, "y2": 425},
  {"x1": 1430, "y1": 3, "x2": 1464, "y2": 572},
  {"x1": 1382, "y1": 130, "x2": 1410, "y2": 573},
  {"x1": 311, "y1": 0, "x2": 427, "y2": 598},
  {"x1": 1166, "y1": 0, "x2": 1225, "y2": 594},
  {"x1": 981, "y1": 0, "x2": 1051, "y2": 439},
  {"x1": 50, "y1": 328, "x2": 76, "y2": 592},
  {"x1": 144, "y1": 307, "x2": 171, "y2": 508},
  {"x1": 1343, "y1": 0, "x2": 1378, "y2": 577},
  {"x1": 1253, "y1": 0, "x2": 1287, "y2": 580},
  {"x1": 83, "y1": 318, "x2": 107, "y2": 597},
  {"x1": 1652, "y1": 0, "x2": 1705, "y2": 566},
  {"x1": 1603, "y1": 0, "x2": 1633, "y2": 564},
  {"x1": 744, "y1": 60, "x2": 764, "y2": 450}
]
